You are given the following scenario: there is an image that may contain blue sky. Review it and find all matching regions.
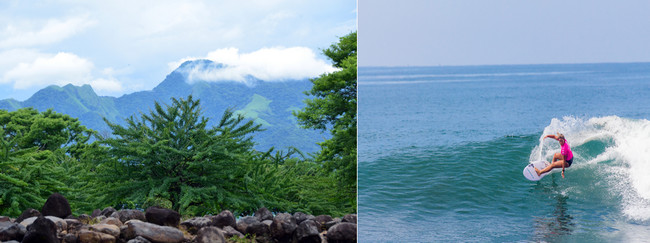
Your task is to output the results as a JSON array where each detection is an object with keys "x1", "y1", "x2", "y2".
[
  {"x1": 359, "y1": 0, "x2": 650, "y2": 67},
  {"x1": 0, "y1": 1, "x2": 356, "y2": 100}
]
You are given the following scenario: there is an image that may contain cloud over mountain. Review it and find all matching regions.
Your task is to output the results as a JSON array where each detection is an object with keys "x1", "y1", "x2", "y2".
[{"x1": 170, "y1": 47, "x2": 337, "y2": 85}]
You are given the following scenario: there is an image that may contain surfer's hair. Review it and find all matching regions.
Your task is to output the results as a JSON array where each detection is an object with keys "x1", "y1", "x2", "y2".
[{"x1": 557, "y1": 133, "x2": 565, "y2": 140}]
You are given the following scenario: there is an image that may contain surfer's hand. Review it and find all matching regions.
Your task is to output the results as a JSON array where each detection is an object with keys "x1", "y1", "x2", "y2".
[{"x1": 561, "y1": 170, "x2": 565, "y2": 178}]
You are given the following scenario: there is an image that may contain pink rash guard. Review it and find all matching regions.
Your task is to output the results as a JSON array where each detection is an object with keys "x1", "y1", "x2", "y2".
[{"x1": 561, "y1": 140, "x2": 573, "y2": 161}]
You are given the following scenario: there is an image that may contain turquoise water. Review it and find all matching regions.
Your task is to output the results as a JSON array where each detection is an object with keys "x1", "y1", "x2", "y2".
[{"x1": 358, "y1": 63, "x2": 650, "y2": 242}]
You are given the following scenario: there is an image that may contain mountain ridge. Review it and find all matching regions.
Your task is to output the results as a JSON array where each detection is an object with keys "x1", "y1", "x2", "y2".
[{"x1": 0, "y1": 59, "x2": 324, "y2": 153}]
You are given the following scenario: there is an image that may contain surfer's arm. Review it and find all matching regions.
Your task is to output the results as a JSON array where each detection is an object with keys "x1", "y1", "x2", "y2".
[{"x1": 544, "y1": 135, "x2": 558, "y2": 141}]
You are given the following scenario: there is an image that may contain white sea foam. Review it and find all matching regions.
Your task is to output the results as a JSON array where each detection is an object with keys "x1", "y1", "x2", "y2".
[{"x1": 530, "y1": 116, "x2": 650, "y2": 221}]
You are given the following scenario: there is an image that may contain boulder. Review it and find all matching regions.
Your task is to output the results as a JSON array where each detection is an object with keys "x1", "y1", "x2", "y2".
[
  {"x1": 90, "y1": 223, "x2": 121, "y2": 237},
  {"x1": 326, "y1": 222, "x2": 357, "y2": 243},
  {"x1": 0, "y1": 221, "x2": 25, "y2": 242},
  {"x1": 64, "y1": 219, "x2": 83, "y2": 234},
  {"x1": 0, "y1": 216, "x2": 9, "y2": 222},
  {"x1": 342, "y1": 214, "x2": 357, "y2": 224},
  {"x1": 180, "y1": 216, "x2": 212, "y2": 234},
  {"x1": 41, "y1": 193, "x2": 72, "y2": 218},
  {"x1": 293, "y1": 212, "x2": 314, "y2": 225},
  {"x1": 127, "y1": 236, "x2": 152, "y2": 243},
  {"x1": 101, "y1": 207, "x2": 117, "y2": 217},
  {"x1": 100, "y1": 217, "x2": 124, "y2": 228},
  {"x1": 20, "y1": 216, "x2": 66, "y2": 232},
  {"x1": 221, "y1": 226, "x2": 244, "y2": 239},
  {"x1": 63, "y1": 233, "x2": 77, "y2": 243},
  {"x1": 212, "y1": 210, "x2": 236, "y2": 228},
  {"x1": 236, "y1": 216, "x2": 259, "y2": 234},
  {"x1": 78, "y1": 214, "x2": 92, "y2": 224},
  {"x1": 77, "y1": 229, "x2": 116, "y2": 243},
  {"x1": 112, "y1": 209, "x2": 146, "y2": 224},
  {"x1": 124, "y1": 220, "x2": 184, "y2": 243},
  {"x1": 313, "y1": 215, "x2": 333, "y2": 226},
  {"x1": 145, "y1": 206, "x2": 180, "y2": 227},
  {"x1": 294, "y1": 220, "x2": 320, "y2": 243},
  {"x1": 254, "y1": 207, "x2": 273, "y2": 221},
  {"x1": 21, "y1": 216, "x2": 58, "y2": 243},
  {"x1": 270, "y1": 213, "x2": 297, "y2": 243},
  {"x1": 245, "y1": 221, "x2": 270, "y2": 237},
  {"x1": 92, "y1": 209, "x2": 102, "y2": 218},
  {"x1": 325, "y1": 218, "x2": 342, "y2": 230},
  {"x1": 195, "y1": 226, "x2": 226, "y2": 243},
  {"x1": 16, "y1": 208, "x2": 40, "y2": 223}
]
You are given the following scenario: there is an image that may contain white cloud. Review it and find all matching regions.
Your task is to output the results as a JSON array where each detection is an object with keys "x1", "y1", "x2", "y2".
[
  {"x1": 2, "y1": 52, "x2": 122, "y2": 93},
  {"x1": 0, "y1": 15, "x2": 95, "y2": 48},
  {"x1": 90, "y1": 77, "x2": 123, "y2": 92},
  {"x1": 171, "y1": 47, "x2": 337, "y2": 84}
]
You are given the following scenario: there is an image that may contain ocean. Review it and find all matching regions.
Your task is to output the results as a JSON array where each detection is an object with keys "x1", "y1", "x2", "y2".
[{"x1": 358, "y1": 63, "x2": 650, "y2": 242}]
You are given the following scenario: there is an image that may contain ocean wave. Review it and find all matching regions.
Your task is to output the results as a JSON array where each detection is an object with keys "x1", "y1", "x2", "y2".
[{"x1": 530, "y1": 116, "x2": 650, "y2": 222}]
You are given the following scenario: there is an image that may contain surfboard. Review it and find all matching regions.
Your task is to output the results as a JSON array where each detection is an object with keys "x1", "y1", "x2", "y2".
[{"x1": 523, "y1": 160, "x2": 560, "y2": 181}]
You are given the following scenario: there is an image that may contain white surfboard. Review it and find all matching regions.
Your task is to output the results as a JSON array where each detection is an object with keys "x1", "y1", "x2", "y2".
[{"x1": 523, "y1": 160, "x2": 560, "y2": 181}]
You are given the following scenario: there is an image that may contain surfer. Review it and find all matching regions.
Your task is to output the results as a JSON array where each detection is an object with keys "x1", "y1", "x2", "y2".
[{"x1": 535, "y1": 133, "x2": 573, "y2": 178}]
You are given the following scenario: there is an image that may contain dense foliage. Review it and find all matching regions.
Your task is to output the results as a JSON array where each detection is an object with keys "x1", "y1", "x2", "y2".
[
  {"x1": 0, "y1": 108, "x2": 95, "y2": 216},
  {"x1": 0, "y1": 33, "x2": 356, "y2": 217},
  {"x1": 294, "y1": 31, "x2": 357, "y2": 210}
]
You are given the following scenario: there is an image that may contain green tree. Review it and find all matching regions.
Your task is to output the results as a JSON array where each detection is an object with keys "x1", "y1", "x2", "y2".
[
  {"x1": 0, "y1": 108, "x2": 95, "y2": 216},
  {"x1": 99, "y1": 95, "x2": 263, "y2": 215},
  {"x1": 294, "y1": 31, "x2": 357, "y2": 210}
]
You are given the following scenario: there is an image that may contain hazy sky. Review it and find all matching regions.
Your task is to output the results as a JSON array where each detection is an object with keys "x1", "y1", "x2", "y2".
[
  {"x1": 359, "y1": 0, "x2": 650, "y2": 67},
  {"x1": 0, "y1": 1, "x2": 356, "y2": 100}
]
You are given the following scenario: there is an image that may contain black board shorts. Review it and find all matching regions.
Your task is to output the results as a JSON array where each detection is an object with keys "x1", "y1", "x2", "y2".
[{"x1": 566, "y1": 158, "x2": 573, "y2": 167}]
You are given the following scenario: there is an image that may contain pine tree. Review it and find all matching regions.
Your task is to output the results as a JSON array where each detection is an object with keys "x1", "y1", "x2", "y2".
[
  {"x1": 294, "y1": 32, "x2": 357, "y2": 211},
  {"x1": 99, "y1": 95, "x2": 263, "y2": 214}
]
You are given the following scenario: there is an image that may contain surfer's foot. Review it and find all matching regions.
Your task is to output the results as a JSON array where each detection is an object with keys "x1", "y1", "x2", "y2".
[{"x1": 534, "y1": 168, "x2": 541, "y2": 176}]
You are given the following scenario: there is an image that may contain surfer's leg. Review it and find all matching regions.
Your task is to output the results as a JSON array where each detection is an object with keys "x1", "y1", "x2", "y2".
[
  {"x1": 552, "y1": 153, "x2": 563, "y2": 162},
  {"x1": 536, "y1": 160, "x2": 565, "y2": 176}
]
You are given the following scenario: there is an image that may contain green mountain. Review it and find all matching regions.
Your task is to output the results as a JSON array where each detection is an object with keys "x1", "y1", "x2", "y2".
[{"x1": 0, "y1": 60, "x2": 325, "y2": 153}]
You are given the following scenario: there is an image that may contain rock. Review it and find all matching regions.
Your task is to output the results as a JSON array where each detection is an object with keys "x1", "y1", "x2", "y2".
[
  {"x1": 293, "y1": 212, "x2": 314, "y2": 225},
  {"x1": 20, "y1": 216, "x2": 66, "y2": 232},
  {"x1": 45, "y1": 216, "x2": 67, "y2": 232},
  {"x1": 342, "y1": 214, "x2": 357, "y2": 224},
  {"x1": 294, "y1": 220, "x2": 321, "y2": 243},
  {"x1": 78, "y1": 214, "x2": 92, "y2": 224},
  {"x1": 90, "y1": 223, "x2": 121, "y2": 237},
  {"x1": 92, "y1": 209, "x2": 102, "y2": 218},
  {"x1": 101, "y1": 207, "x2": 117, "y2": 217},
  {"x1": 0, "y1": 216, "x2": 10, "y2": 222},
  {"x1": 93, "y1": 215, "x2": 107, "y2": 224},
  {"x1": 16, "y1": 208, "x2": 40, "y2": 223},
  {"x1": 180, "y1": 216, "x2": 212, "y2": 234},
  {"x1": 212, "y1": 210, "x2": 236, "y2": 228},
  {"x1": 22, "y1": 216, "x2": 58, "y2": 243},
  {"x1": 254, "y1": 207, "x2": 273, "y2": 221},
  {"x1": 326, "y1": 222, "x2": 357, "y2": 243},
  {"x1": 64, "y1": 219, "x2": 83, "y2": 234},
  {"x1": 0, "y1": 221, "x2": 25, "y2": 242},
  {"x1": 145, "y1": 206, "x2": 180, "y2": 227},
  {"x1": 221, "y1": 226, "x2": 244, "y2": 239},
  {"x1": 124, "y1": 220, "x2": 184, "y2": 243},
  {"x1": 270, "y1": 213, "x2": 297, "y2": 243},
  {"x1": 41, "y1": 193, "x2": 72, "y2": 218},
  {"x1": 100, "y1": 217, "x2": 124, "y2": 227},
  {"x1": 127, "y1": 236, "x2": 152, "y2": 243},
  {"x1": 236, "y1": 216, "x2": 259, "y2": 234},
  {"x1": 112, "y1": 209, "x2": 146, "y2": 224},
  {"x1": 245, "y1": 221, "x2": 270, "y2": 237},
  {"x1": 77, "y1": 229, "x2": 116, "y2": 243},
  {"x1": 313, "y1": 215, "x2": 333, "y2": 226},
  {"x1": 195, "y1": 226, "x2": 226, "y2": 243},
  {"x1": 63, "y1": 233, "x2": 77, "y2": 243},
  {"x1": 325, "y1": 218, "x2": 342, "y2": 230}
]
